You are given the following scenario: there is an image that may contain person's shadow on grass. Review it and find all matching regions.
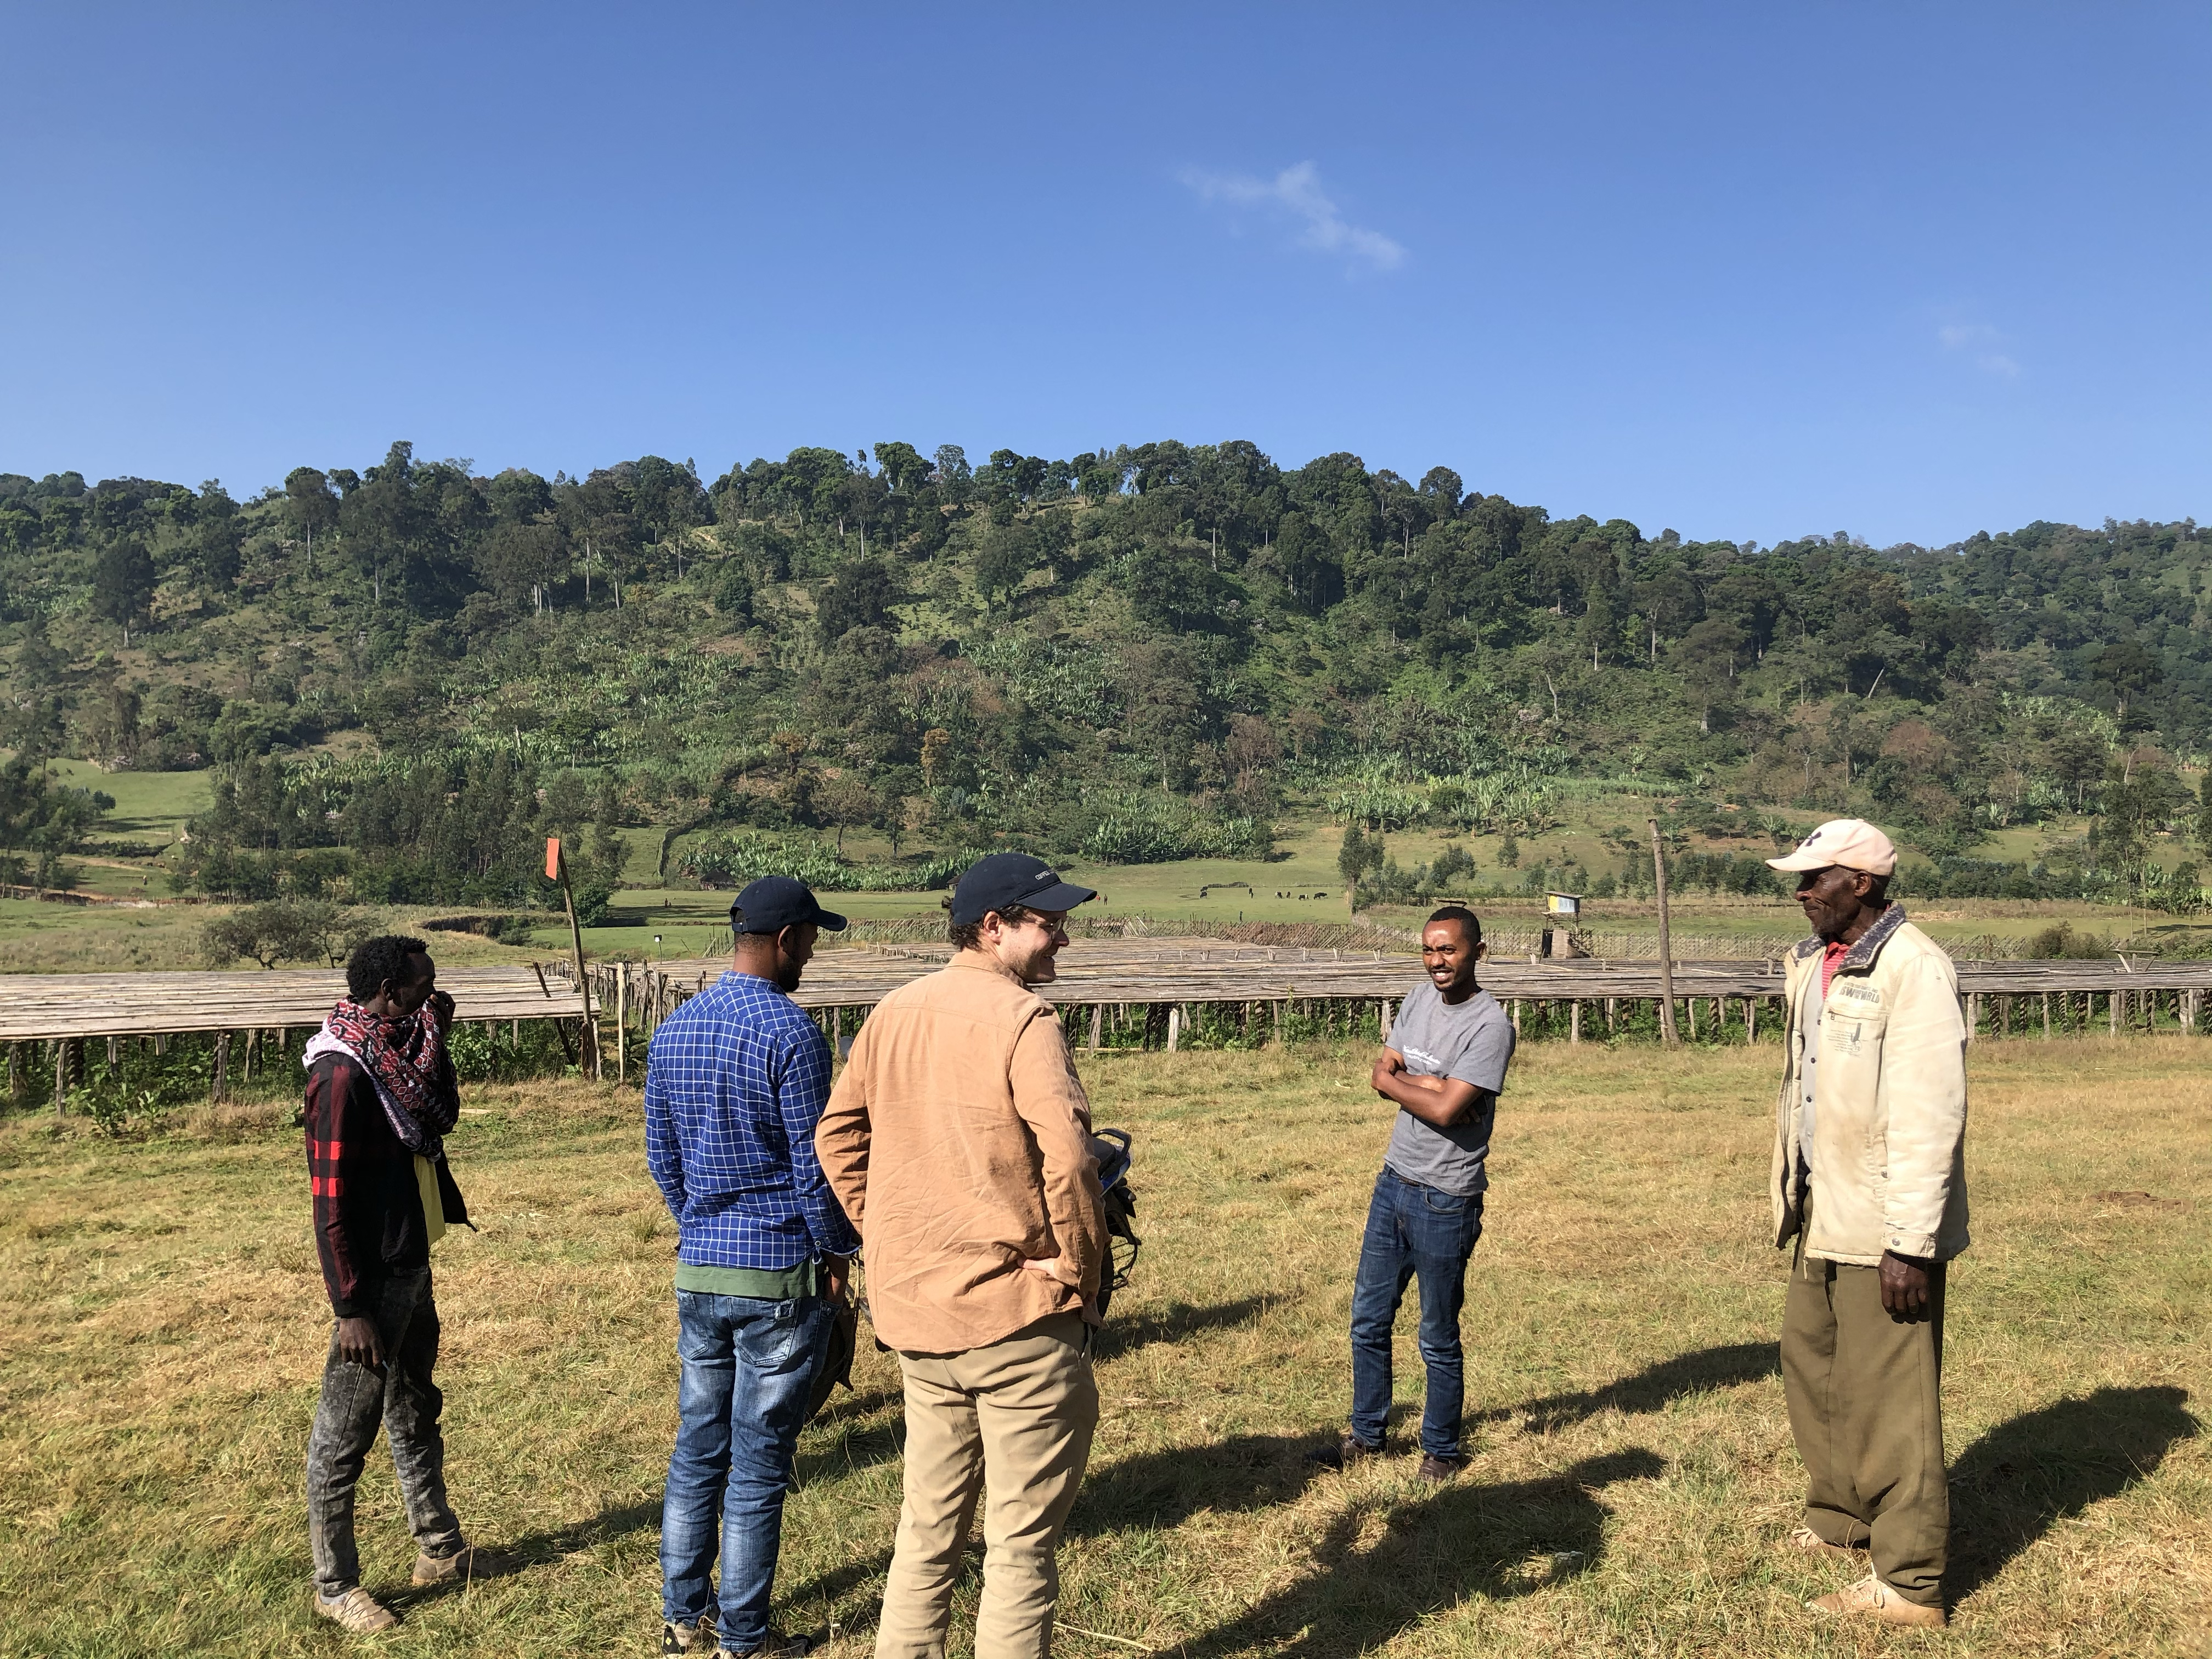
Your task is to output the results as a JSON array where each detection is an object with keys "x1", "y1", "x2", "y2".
[
  {"x1": 1072, "y1": 1432, "x2": 1333, "y2": 1535},
  {"x1": 1945, "y1": 1384, "x2": 2199, "y2": 1606},
  {"x1": 1071, "y1": 1340, "x2": 1775, "y2": 1538},
  {"x1": 1479, "y1": 1341, "x2": 1780, "y2": 1434},
  {"x1": 1092, "y1": 1294, "x2": 1273, "y2": 1362},
  {"x1": 1172, "y1": 1447, "x2": 1667, "y2": 1659}
]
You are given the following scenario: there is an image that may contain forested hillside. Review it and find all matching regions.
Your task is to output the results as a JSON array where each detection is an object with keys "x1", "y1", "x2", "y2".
[{"x1": 0, "y1": 441, "x2": 2204, "y2": 910}]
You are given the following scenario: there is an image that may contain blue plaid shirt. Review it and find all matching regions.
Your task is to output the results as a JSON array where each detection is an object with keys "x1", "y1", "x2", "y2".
[{"x1": 643, "y1": 970, "x2": 860, "y2": 1269}]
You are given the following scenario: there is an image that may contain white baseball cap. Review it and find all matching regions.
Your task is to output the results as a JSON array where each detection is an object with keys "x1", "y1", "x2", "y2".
[{"x1": 1765, "y1": 818, "x2": 1898, "y2": 876}]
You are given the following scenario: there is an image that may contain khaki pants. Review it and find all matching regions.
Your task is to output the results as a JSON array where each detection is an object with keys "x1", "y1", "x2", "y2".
[
  {"x1": 878, "y1": 1314, "x2": 1099, "y2": 1659},
  {"x1": 1781, "y1": 1235, "x2": 1949, "y2": 1607}
]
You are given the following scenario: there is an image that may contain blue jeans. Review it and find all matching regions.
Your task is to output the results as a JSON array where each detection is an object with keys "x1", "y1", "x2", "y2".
[
  {"x1": 1348, "y1": 1166, "x2": 1486, "y2": 1459},
  {"x1": 662, "y1": 1290, "x2": 833, "y2": 1646}
]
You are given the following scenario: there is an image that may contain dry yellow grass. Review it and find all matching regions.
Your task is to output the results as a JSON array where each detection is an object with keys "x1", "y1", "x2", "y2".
[{"x1": 1, "y1": 1036, "x2": 2207, "y2": 1657}]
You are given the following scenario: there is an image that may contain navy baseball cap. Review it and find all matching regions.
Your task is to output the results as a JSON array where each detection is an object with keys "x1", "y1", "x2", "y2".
[
  {"x1": 731, "y1": 876, "x2": 847, "y2": 935},
  {"x1": 950, "y1": 853, "x2": 1097, "y2": 927}
]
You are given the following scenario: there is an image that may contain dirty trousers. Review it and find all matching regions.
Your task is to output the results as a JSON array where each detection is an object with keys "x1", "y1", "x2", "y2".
[
  {"x1": 304, "y1": 1270, "x2": 465, "y2": 1596},
  {"x1": 1781, "y1": 1240, "x2": 1949, "y2": 1607},
  {"x1": 876, "y1": 1314, "x2": 1098, "y2": 1659}
]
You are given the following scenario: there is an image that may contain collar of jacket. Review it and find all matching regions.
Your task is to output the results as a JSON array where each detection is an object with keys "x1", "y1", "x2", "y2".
[{"x1": 1790, "y1": 901, "x2": 1907, "y2": 972}]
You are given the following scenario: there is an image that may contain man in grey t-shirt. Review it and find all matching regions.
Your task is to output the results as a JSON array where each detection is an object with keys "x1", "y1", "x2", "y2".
[{"x1": 1321, "y1": 905, "x2": 1515, "y2": 1481}]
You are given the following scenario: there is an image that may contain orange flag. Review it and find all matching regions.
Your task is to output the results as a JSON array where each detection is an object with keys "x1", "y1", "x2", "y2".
[{"x1": 545, "y1": 837, "x2": 561, "y2": 881}]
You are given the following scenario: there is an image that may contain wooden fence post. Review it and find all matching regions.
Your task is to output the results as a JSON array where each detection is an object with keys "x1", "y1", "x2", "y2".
[
  {"x1": 1569, "y1": 1000, "x2": 1581, "y2": 1045},
  {"x1": 1166, "y1": 1006, "x2": 1182, "y2": 1052},
  {"x1": 2042, "y1": 991, "x2": 2052, "y2": 1039},
  {"x1": 53, "y1": 1040, "x2": 66, "y2": 1115},
  {"x1": 616, "y1": 964, "x2": 628, "y2": 1082},
  {"x1": 1649, "y1": 818, "x2": 1680, "y2": 1047},
  {"x1": 211, "y1": 1032, "x2": 230, "y2": 1104},
  {"x1": 2109, "y1": 992, "x2": 2120, "y2": 1036},
  {"x1": 1088, "y1": 1003, "x2": 1104, "y2": 1053}
]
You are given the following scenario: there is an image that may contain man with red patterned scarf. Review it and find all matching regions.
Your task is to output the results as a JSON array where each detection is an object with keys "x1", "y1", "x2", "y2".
[{"x1": 301, "y1": 934, "x2": 511, "y2": 1633}]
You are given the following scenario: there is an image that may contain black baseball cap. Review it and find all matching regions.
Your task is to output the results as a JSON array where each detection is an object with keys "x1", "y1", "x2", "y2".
[
  {"x1": 731, "y1": 876, "x2": 847, "y2": 935},
  {"x1": 950, "y1": 853, "x2": 1097, "y2": 927}
]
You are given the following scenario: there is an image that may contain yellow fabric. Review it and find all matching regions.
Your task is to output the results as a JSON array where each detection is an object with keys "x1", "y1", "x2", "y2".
[{"x1": 414, "y1": 1155, "x2": 446, "y2": 1248}]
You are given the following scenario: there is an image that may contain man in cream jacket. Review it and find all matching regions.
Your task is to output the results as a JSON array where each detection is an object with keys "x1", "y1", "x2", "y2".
[{"x1": 1766, "y1": 819, "x2": 1967, "y2": 1630}]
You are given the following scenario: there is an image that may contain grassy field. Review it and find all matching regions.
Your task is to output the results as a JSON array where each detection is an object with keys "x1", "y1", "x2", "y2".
[
  {"x1": 4, "y1": 753, "x2": 2206, "y2": 969},
  {"x1": 1, "y1": 1036, "x2": 2205, "y2": 1658},
  {"x1": 41, "y1": 760, "x2": 211, "y2": 846}
]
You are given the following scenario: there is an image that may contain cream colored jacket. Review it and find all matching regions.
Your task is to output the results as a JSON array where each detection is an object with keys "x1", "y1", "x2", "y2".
[{"x1": 1770, "y1": 905, "x2": 1970, "y2": 1266}]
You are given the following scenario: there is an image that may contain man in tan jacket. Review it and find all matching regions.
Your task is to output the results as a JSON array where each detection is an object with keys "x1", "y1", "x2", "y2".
[
  {"x1": 816, "y1": 853, "x2": 1107, "y2": 1659},
  {"x1": 1766, "y1": 819, "x2": 1968, "y2": 1630}
]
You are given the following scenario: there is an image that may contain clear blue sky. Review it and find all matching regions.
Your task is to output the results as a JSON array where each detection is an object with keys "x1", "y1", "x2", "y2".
[{"x1": 2, "y1": 3, "x2": 2203, "y2": 548}]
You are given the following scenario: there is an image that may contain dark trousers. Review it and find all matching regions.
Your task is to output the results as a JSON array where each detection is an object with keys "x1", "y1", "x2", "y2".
[
  {"x1": 1348, "y1": 1165, "x2": 1485, "y2": 1459},
  {"x1": 1781, "y1": 1237, "x2": 1949, "y2": 1607},
  {"x1": 305, "y1": 1270, "x2": 464, "y2": 1597}
]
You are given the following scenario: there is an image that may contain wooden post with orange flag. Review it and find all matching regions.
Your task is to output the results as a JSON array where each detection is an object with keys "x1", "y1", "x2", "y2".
[{"x1": 548, "y1": 836, "x2": 600, "y2": 1077}]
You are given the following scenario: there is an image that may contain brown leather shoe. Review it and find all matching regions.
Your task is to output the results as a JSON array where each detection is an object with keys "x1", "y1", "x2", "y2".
[
  {"x1": 412, "y1": 1543, "x2": 518, "y2": 1587},
  {"x1": 1809, "y1": 1573, "x2": 1946, "y2": 1628},
  {"x1": 314, "y1": 1587, "x2": 398, "y2": 1632},
  {"x1": 1417, "y1": 1454, "x2": 1462, "y2": 1483},
  {"x1": 1782, "y1": 1525, "x2": 1864, "y2": 1561}
]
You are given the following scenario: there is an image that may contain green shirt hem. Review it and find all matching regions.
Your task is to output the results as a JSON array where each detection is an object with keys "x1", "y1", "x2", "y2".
[{"x1": 674, "y1": 1260, "x2": 820, "y2": 1299}]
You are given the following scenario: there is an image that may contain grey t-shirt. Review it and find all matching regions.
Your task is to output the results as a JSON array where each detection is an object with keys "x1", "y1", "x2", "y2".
[{"x1": 1382, "y1": 981, "x2": 1516, "y2": 1196}]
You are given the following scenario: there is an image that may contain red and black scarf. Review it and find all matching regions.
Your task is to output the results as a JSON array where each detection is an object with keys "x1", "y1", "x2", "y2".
[{"x1": 321, "y1": 999, "x2": 460, "y2": 1159}]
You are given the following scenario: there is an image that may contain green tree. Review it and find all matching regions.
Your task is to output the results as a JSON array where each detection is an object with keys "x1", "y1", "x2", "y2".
[
  {"x1": 817, "y1": 557, "x2": 899, "y2": 643},
  {"x1": 91, "y1": 537, "x2": 157, "y2": 645},
  {"x1": 201, "y1": 900, "x2": 376, "y2": 969},
  {"x1": 2196, "y1": 772, "x2": 2212, "y2": 859},
  {"x1": 283, "y1": 466, "x2": 339, "y2": 571},
  {"x1": 2088, "y1": 636, "x2": 2160, "y2": 724},
  {"x1": 814, "y1": 772, "x2": 882, "y2": 855},
  {"x1": 871, "y1": 442, "x2": 930, "y2": 494},
  {"x1": 973, "y1": 523, "x2": 1038, "y2": 603}
]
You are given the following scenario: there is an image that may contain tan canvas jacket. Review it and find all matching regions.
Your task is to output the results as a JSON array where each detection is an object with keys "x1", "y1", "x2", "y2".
[
  {"x1": 815, "y1": 954, "x2": 1106, "y2": 1355},
  {"x1": 1770, "y1": 904, "x2": 1971, "y2": 1267}
]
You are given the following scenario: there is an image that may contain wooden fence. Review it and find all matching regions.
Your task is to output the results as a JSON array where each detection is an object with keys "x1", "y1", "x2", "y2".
[{"x1": 7, "y1": 941, "x2": 2212, "y2": 1107}]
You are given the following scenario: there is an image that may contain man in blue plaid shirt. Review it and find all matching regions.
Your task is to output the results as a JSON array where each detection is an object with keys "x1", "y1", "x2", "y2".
[{"x1": 645, "y1": 876, "x2": 859, "y2": 1659}]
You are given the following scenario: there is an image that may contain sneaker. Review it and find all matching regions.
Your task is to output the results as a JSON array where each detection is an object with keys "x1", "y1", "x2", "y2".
[
  {"x1": 1782, "y1": 1525, "x2": 1863, "y2": 1561},
  {"x1": 1416, "y1": 1453, "x2": 1461, "y2": 1483},
  {"x1": 411, "y1": 1543, "x2": 518, "y2": 1587},
  {"x1": 1809, "y1": 1572, "x2": 1947, "y2": 1628},
  {"x1": 664, "y1": 1613, "x2": 718, "y2": 1654},
  {"x1": 714, "y1": 1635, "x2": 815, "y2": 1658},
  {"x1": 1306, "y1": 1432, "x2": 1385, "y2": 1470},
  {"x1": 314, "y1": 1587, "x2": 398, "y2": 1632}
]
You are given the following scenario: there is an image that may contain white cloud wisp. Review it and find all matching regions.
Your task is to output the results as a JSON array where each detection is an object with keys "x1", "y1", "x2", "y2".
[
  {"x1": 1938, "y1": 321, "x2": 2021, "y2": 379},
  {"x1": 1180, "y1": 161, "x2": 1406, "y2": 273}
]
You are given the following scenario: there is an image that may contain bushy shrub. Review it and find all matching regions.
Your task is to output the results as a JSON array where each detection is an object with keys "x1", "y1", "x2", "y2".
[
  {"x1": 1082, "y1": 797, "x2": 1271, "y2": 864},
  {"x1": 678, "y1": 831, "x2": 978, "y2": 892}
]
